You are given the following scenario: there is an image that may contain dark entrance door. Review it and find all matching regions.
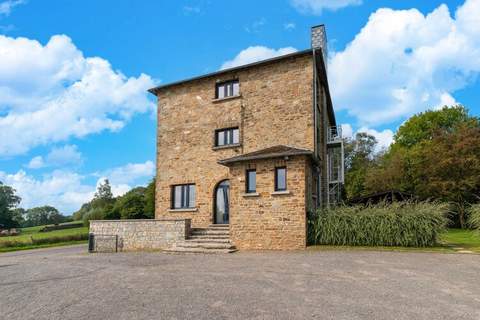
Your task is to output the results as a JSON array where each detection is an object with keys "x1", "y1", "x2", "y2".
[{"x1": 214, "y1": 180, "x2": 230, "y2": 224}]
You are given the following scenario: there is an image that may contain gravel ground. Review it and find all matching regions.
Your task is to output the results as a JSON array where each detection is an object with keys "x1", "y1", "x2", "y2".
[{"x1": 1, "y1": 245, "x2": 479, "y2": 320}]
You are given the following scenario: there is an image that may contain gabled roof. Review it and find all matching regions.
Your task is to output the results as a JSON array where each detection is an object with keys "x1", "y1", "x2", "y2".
[
  {"x1": 148, "y1": 49, "x2": 313, "y2": 94},
  {"x1": 218, "y1": 145, "x2": 313, "y2": 166}
]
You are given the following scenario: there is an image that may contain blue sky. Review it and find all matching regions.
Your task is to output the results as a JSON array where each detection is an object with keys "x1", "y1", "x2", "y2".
[{"x1": 0, "y1": 0, "x2": 479, "y2": 213}]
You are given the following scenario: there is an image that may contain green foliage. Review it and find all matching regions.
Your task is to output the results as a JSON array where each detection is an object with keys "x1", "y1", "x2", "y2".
[
  {"x1": 113, "y1": 187, "x2": 150, "y2": 219},
  {"x1": 468, "y1": 204, "x2": 480, "y2": 230},
  {"x1": 394, "y1": 105, "x2": 479, "y2": 148},
  {"x1": 144, "y1": 178, "x2": 156, "y2": 218},
  {"x1": 343, "y1": 132, "x2": 379, "y2": 199},
  {"x1": 23, "y1": 205, "x2": 68, "y2": 227},
  {"x1": 94, "y1": 179, "x2": 114, "y2": 201},
  {"x1": 308, "y1": 202, "x2": 449, "y2": 247},
  {"x1": 82, "y1": 207, "x2": 106, "y2": 227},
  {"x1": 0, "y1": 181, "x2": 22, "y2": 228}
]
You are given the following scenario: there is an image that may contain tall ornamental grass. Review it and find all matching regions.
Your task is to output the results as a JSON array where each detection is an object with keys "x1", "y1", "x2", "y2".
[
  {"x1": 308, "y1": 201, "x2": 449, "y2": 247},
  {"x1": 468, "y1": 204, "x2": 480, "y2": 230}
]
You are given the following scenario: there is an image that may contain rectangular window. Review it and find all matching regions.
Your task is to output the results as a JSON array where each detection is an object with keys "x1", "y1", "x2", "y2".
[
  {"x1": 246, "y1": 169, "x2": 256, "y2": 193},
  {"x1": 215, "y1": 127, "x2": 239, "y2": 146},
  {"x1": 275, "y1": 167, "x2": 287, "y2": 191},
  {"x1": 216, "y1": 80, "x2": 239, "y2": 99},
  {"x1": 171, "y1": 184, "x2": 196, "y2": 209}
]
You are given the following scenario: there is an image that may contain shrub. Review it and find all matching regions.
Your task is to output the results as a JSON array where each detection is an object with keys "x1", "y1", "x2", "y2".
[
  {"x1": 0, "y1": 233, "x2": 88, "y2": 249},
  {"x1": 308, "y1": 201, "x2": 449, "y2": 247},
  {"x1": 468, "y1": 204, "x2": 480, "y2": 230},
  {"x1": 82, "y1": 207, "x2": 106, "y2": 227}
]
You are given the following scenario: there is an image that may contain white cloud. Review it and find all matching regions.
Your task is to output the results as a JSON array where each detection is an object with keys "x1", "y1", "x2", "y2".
[
  {"x1": 284, "y1": 22, "x2": 296, "y2": 30},
  {"x1": 0, "y1": 160, "x2": 155, "y2": 214},
  {"x1": 221, "y1": 46, "x2": 298, "y2": 70},
  {"x1": 95, "y1": 160, "x2": 155, "y2": 185},
  {"x1": 341, "y1": 123, "x2": 394, "y2": 152},
  {"x1": 27, "y1": 144, "x2": 83, "y2": 169},
  {"x1": 329, "y1": 0, "x2": 480, "y2": 126},
  {"x1": 0, "y1": 0, "x2": 25, "y2": 17},
  {"x1": 244, "y1": 18, "x2": 266, "y2": 33},
  {"x1": 0, "y1": 34, "x2": 156, "y2": 156},
  {"x1": 182, "y1": 6, "x2": 201, "y2": 15},
  {"x1": 290, "y1": 0, "x2": 362, "y2": 15},
  {"x1": 357, "y1": 127, "x2": 394, "y2": 152}
]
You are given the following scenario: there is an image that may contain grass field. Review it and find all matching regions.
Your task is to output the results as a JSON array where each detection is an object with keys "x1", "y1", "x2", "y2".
[{"x1": 0, "y1": 222, "x2": 88, "y2": 252}]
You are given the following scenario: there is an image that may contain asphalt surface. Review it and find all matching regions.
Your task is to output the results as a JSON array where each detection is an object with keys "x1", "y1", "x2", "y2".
[{"x1": 1, "y1": 245, "x2": 479, "y2": 320}]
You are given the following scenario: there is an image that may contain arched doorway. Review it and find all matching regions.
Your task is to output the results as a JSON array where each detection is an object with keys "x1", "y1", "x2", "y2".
[{"x1": 214, "y1": 180, "x2": 230, "y2": 224}]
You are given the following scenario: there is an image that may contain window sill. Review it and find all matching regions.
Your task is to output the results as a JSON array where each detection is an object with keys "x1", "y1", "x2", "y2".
[
  {"x1": 169, "y1": 208, "x2": 198, "y2": 212},
  {"x1": 242, "y1": 193, "x2": 260, "y2": 197},
  {"x1": 212, "y1": 143, "x2": 241, "y2": 151},
  {"x1": 271, "y1": 190, "x2": 291, "y2": 196},
  {"x1": 212, "y1": 94, "x2": 242, "y2": 103}
]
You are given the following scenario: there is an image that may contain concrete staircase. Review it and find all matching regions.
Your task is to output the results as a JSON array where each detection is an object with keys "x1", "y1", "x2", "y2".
[{"x1": 168, "y1": 224, "x2": 236, "y2": 253}]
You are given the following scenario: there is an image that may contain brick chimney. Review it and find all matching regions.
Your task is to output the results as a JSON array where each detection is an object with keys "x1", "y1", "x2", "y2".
[{"x1": 311, "y1": 24, "x2": 328, "y2": 66}]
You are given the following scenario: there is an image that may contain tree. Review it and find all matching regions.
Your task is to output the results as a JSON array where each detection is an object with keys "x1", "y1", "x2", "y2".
[
  {"x1": 0, "y1": 182, "x2": 21, "y2": 228},
  {"x1": 414, "y1": 125, "x2": 480, "y2": 228},
  {"x1": 24, "y1": 206, "x2": 65, "y2": 227},
  {"x1": 73, "y1": 179, "x2": 115, "y2": 221},
  {"x1": 113, "y1": 187, "x2": 148, "y2": 219},
  {"x1": 144, "y1": 178, "x2": 155, "y2": 218},
  {"x1": 394, "y1": 105, "x2": 479, "y2": 148},
  {"x1": 343, "y1": 132, "x2": 378, "y2": 199}
]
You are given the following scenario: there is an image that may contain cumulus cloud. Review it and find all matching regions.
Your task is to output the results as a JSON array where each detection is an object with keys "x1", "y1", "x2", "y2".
[
  {"x1": 221, "y1": 46, "x2": 298, "y2": 69},
  {"x1": 27, "y1": 145, "x2": 83, "y2": 169},
  {"x1": 290, "y1": 0, "x2": 362, "y2": 15},
  {"x1": 0, "y1": 34, "x2": 156, "y2": 156},
  {"x1": 341, "y1": 123, "x2": 394, "y2": 152},
  {"x1": 0, "y1": 160, "x2": 155, "y2": 214},
  {"x1": 0, "y1": 0, "x2": 25, "y2": 16},
  {"x1": 329, "y1": 0, "x2": 480, "y2": 126}
]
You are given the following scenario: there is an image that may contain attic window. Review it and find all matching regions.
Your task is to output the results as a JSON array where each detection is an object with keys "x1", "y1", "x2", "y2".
[{"x1": 216, "y1": 80, "x2": 239, "y2": 99}]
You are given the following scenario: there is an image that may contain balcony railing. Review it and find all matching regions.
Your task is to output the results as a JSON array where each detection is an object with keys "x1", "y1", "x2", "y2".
[{"x1": 327, "y1": 126, "x2": 342, "y2": 143}]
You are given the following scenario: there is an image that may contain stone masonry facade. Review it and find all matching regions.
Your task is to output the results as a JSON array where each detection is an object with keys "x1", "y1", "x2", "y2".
[
  {"x1": 89, "y1": 219, "x2": 190, "y2": 252},
  {"x1": 151, "y1": 42, "x2": 336, "y2": 250},
  {"x1": 155, "y1": 52, "x2": 314, "y2": 226}
]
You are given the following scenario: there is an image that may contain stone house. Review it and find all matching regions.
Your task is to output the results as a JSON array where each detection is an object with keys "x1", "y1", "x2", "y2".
[{"x1": 146, "y1": 25, "x2": 344, "y2": 251}]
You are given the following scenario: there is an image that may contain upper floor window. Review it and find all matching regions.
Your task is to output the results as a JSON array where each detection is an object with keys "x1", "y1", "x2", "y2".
[
  {"x1": 246, "y1": 169, "x2": 256, "y2": 193},
  {"x1": 275, "y1": 167, "x2": 287, "y2": 191},
  {"x1": 216, "y1": 80, "x2": 239, "y2": 99},
  {"x1": 171, "y1": 184, "x2": 195, "y2": 209},
  {"x1": 215, "y1": 127, "x2": 239, "y2": 147}
]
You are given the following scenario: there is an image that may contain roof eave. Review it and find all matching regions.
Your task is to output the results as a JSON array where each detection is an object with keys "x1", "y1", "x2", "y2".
[{"x1": 148, "y1": 49, "x2": 313, "y2": 95}]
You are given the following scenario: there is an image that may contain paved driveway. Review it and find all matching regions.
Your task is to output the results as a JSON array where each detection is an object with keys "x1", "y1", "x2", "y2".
[{"x1": 1, "y1": 245, "x2": 479, "y2": 320}]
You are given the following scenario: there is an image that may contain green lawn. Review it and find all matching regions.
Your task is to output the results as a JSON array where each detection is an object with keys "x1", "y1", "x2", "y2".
[
  {"x1": 0, "y1": 222, "x2": 88, "y2": 252},
  {"x1": 439, "y1": 228, "x2": 480, "y2": 253},
  {"x1": 308, "y1": 228, "x2": 480, "y2": 254}
]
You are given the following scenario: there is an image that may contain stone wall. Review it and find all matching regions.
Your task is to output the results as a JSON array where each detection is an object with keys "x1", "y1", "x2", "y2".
[
  {"x1": 89, "y1": 219, "x2": 190, "y2": 252},
  {"x1": 154, "y1": 52, "x2": 314, "y2": 227},
  {"x1": 229, "y1": 155, "x2": 308, "y2": 250}
]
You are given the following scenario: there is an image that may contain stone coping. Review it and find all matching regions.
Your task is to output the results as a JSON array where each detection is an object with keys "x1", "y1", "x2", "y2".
[{"x1": 90, "y1": 219, "x2": 191, "y2": 223}]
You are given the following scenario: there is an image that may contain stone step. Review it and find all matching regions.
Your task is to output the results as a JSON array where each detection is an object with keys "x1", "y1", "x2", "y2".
[
  {"x1": 189, "y1": 234, "x2": 231, "y2": 240},
  {"x1": 186, "y1": 238, "x2": 231, "y2": 243},
  {"x1": 165, "y1": 247, "x2": 237, "y2": 254},
  {"x1": 177, "y1": 242, "x2": 235, "y2": 250},
  {"x1": 208, "y1": 224, "x2": 229, "y2": 229},
  {"x1": 191, "y1": 229, "x2": 229, "y2": 236}
]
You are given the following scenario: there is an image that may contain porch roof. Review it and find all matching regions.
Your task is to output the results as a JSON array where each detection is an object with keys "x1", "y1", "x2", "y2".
[{"x1": 218, "y1": 145, "x2": 313, "y2": 166}]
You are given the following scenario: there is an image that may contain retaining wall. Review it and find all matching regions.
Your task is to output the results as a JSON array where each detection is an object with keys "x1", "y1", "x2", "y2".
[{"x1": 89, "y1": 219, "x2": 191, "y2": 252}]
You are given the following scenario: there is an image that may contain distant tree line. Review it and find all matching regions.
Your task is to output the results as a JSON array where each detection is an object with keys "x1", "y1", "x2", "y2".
[
  {"x1": 0, "y1": 183, "x2": 72, "y2": 228},
  {"x1": 73, "y1": 178, "x2": 155, "y2": 225},
  {"x1": 0, "y1": 177, "x2": 156, "y2": 229},
  {"x1": 343, "y1": 105, "x2": 480, "y2": 228}
]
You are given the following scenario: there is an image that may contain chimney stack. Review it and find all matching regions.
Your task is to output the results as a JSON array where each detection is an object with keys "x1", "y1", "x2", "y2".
[{"x1": 311, "y1": 25, "x2": 328, "y2": 66}]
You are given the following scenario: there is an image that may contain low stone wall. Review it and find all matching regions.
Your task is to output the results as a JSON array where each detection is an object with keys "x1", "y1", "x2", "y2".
[{"x1": 89, "y1": 219, "x2": 191, "y2": 252}]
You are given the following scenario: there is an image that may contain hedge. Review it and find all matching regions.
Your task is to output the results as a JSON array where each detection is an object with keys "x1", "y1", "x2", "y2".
[
  {"x1": 0, "y1": 233, "x2": 88, "y2": 249},
  {"x1": 308, "y1": 201, "x2": 449, "y2": 247}
]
